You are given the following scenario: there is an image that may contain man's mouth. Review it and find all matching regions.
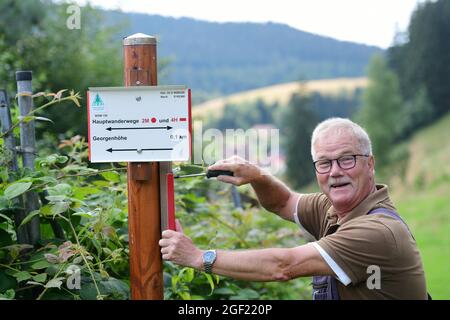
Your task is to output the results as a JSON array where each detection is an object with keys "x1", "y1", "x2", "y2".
[{"x1": 330, "y1": 182, "x2": 351, "y2": 189}]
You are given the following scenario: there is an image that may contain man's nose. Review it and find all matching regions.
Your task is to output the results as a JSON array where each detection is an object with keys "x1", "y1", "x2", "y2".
[{"x1": 329, "y1": 159, "x2": 344, "y2": 176}]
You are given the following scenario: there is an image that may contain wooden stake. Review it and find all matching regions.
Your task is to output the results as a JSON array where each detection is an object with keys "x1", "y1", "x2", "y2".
[{"x1": 123, "y1": 34, "x2": 163, "y2": 300}]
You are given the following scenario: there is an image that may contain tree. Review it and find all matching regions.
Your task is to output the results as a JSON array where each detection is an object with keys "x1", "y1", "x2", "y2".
[
  {"x1": 0, "y1": 1, "x2": 125, "y2": 137},
  {"x1": 388, "y1": 0, "x2": 450, "y2": 121},
  {"x1": 281, "y1": 89, "x2": 318, "y2": 189},
  {"x1": 355, "y1": 54, "x2": 403, "y2": 166}
]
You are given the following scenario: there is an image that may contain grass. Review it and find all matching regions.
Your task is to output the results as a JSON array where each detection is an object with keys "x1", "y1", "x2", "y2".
[
  {"x1": 387, "y1": 113, "x2": 450, "y2": 300},
  {"x1": 192, "y1": 77, "x2": 368, "y2": 119},
  {"x1": 393, "y1": 182, "x2": 450, "y2": 299}
]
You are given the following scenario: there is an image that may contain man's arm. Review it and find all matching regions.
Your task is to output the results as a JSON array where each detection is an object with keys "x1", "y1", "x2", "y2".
[
  {"x1": 208, "y1": 156, "x2": 301, "y2": 221},
  {"x1": 159, "y1": 227, "x2": 333, "y2": 282},
  {"x1": 251, "y1": 174, "x2": 301, "y2": 221},
  {"x1": 207, "y1": 244, "x2": 333, "y2": 281}
]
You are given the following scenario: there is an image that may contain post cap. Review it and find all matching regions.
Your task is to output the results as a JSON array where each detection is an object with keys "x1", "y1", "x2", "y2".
[
  {"x1": 16, "y1": 71, "x2": 33, "y2": 81},
  {"x1": 123, "y1": 33, "x2": 156, "y2": 46}
]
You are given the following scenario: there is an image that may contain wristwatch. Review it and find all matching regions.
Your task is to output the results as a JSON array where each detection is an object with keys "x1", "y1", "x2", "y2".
[{"x1": 203, "y1": 250, "x2": 217, "y2": 274}]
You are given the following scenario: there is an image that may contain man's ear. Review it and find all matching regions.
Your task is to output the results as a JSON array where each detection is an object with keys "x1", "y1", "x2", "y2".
[{"x1": 369, "y1": 155, "x2": 375, "y2": 174}]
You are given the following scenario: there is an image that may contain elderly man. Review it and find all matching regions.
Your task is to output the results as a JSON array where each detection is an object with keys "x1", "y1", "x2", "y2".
[{"x1": 159, "y1": 118, "x2": 428, "y2": 300}]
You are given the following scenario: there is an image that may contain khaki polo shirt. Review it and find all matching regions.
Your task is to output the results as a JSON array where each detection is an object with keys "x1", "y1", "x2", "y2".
[{"x1": 297, "y1": 184, "x2": 428, "y2": 300}]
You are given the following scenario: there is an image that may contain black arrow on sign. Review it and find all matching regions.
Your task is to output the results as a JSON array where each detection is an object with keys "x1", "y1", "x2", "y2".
[
  {"x1": 106, "y1": 126, "x2": 172, "y2": 131},
  {"x1": 106, "y1": 148, "x2": 173, "y2": 153}
]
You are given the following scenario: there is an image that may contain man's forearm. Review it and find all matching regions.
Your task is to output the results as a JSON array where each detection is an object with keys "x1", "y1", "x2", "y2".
[
  {"x1": 251, "y1": 174, "x2": 299, "y2": 221},
  {"x1": 204, "y1": 248, "x2": 291, "y2": 282},
  {"x1": 196, "y1": 244, "x2": 329, "y2": 282}
]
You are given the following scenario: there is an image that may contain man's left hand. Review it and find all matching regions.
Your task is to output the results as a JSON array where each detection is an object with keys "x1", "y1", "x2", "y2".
[{"x1": 159, "y1": 220, "x2": 203, "y2": 269}]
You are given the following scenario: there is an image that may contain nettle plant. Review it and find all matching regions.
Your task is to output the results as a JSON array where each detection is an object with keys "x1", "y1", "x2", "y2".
[{"x1": 0, "y1": 91, "x2": 129, "y2": 300}]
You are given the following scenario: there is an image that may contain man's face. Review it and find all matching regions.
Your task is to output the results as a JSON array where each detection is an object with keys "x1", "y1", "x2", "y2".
[{"x1": 314, "y1": 130, "x2": 375, "y2": 213}]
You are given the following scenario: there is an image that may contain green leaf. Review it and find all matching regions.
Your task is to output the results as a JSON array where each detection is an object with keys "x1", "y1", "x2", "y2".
[
  {"x1": 34, "y1": 116, "x2": 54, "y2": 124},
  {"x1": 40, "y1": 204, "x2": 53, "y2": 216},
  {"x1": 92, "y1": 180, "x2": 110, "y2": 187},
  {"x1": 230, "y1": 288, "x2": 260, "y2": 299},
  {"x1": 32, "y1": 273, "x2": 47, "y2": 283},
  {"x1": 100, "y1": 171, "x2": 120, "y2": 183},
  {"x1": 19, "y1": 210, "x2": 40, "y2": 227},
  {"x1": 180, "y1": 267, "x2": 194, "y2": 283},
  {"x1": 45, "y1": 195, "x2": 67, "y2": 202},
  {"x1": 33, "y1": 176, "x2": 57, "y2": 185},
  {"x1": 13, "y1": 271, "x2": 32, "y2": 282},
  {"x1": 213, "y1": 287, "x2": 236, "y2": 295},
  {"x1": 72, "y1": 187, "x2": 100, "y2": 198},
  {"x1": 0, "y1": 270, "x2": 17, "y2": 292},
  {"x1": 4, "y1": 182, "x2": 32, "y2": 200},
  {"x1": 31, "y1": 260, "x2": 50, "y2": 270},
  {"x1": 44, "y1": 277, "x2": 65, "y2": 289},
  {"x1": 56, "y1": 156, "x2": 69, "y2": 164},
  {"x1": 51, "y1": 202, "x2": 70, "y2": 216},
  {"x1": 72, "y1": 211, "x2": 94, "y2": 219},
  {"x1": 47, "y1": 183, "x2": 72, "y2": 196},
  {"x1": 204, "y1": 273, "x2": 215, "y2": 295},
  {"x1": 0, "y1": 213, "x2": 13, "y2": 224},
  {"x1": 0, "y1": 289, "x2": 15, "y2": 300},
  {"x1": 178, "y1": 291, "x2": 191, "y2": 300}
]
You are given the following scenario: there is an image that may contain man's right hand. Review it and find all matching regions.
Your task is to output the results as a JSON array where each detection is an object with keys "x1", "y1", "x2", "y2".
[{"x1": 208, "y1": 156, "x2": 264, "y2": 186}]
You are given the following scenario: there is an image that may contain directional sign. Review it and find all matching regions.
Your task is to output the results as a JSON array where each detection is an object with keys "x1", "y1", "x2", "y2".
[{"x1": 87, "y1": 85, "x2": 191, "y2": 162}]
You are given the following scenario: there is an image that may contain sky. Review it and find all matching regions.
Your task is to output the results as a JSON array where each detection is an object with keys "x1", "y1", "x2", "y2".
[{"x1": 74, "y1": 0, "x2": 424, "y2": 48}]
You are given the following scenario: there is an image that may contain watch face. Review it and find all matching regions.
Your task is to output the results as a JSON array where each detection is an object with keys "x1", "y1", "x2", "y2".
[{"x1": 204, "y1": 251, "x2": 215, "y2": 262}]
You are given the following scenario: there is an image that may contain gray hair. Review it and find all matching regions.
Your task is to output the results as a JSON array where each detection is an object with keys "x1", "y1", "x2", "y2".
[{"x1": 311, "y1": 118, "x2": 372, "y2": 161}]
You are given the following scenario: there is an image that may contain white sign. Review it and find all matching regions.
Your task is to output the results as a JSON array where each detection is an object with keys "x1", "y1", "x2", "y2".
[{"x1": 87, "y1": 86, "x2": 191, "y2": 163}]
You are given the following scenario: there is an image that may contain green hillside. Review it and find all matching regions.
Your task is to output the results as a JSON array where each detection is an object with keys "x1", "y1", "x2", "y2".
[
  {"x1": 104, "y1": 11, "x2": 381, "y2": 98},
  {"x1": 383, "y1": 113, "x2": 450, "y2": 299}
]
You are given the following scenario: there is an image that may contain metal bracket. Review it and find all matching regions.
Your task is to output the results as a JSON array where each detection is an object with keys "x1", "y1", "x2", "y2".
[{"x1": 15, "y1": 146, "x2": 37, "y2": 154}]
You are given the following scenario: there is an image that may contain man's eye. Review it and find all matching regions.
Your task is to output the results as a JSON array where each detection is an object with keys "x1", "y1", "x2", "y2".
[
  {"x1": 317, "y1": 161, "x2": 330, "y2": 168},
  {"x1": 340, "y1": 156, "x2": 354, "y2": 164}
]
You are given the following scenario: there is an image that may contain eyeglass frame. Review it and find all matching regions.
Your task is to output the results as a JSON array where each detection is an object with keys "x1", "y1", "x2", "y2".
[{"x1": 313, "y1": 154, "x2": 370, "y2": 174}]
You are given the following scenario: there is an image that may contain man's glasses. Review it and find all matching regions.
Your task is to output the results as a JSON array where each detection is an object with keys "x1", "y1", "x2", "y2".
[{"x1": 313, "y1": 154, "x2": 369, "y2": 174}]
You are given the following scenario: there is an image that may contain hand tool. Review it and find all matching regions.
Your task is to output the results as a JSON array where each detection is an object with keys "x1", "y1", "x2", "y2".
[{"x1": 174, "y1": 169, "x2": 234, "y2": 179}]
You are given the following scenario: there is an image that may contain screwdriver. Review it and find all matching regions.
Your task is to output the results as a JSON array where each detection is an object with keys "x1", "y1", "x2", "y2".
[{"x1": 174, "y1": 169, "x2": 234, "y2": 179}]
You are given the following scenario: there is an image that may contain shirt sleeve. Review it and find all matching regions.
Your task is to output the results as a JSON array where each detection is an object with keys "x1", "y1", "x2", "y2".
[
  {"x1": 296, "y1": 193, "x2": 331, "y2": 240},
  {"x1": 312, "y1": 242, "x2": 352, "y2": 286},
  {"x1": 317, "y1": 217, "x2": 399, "y2": 284}
]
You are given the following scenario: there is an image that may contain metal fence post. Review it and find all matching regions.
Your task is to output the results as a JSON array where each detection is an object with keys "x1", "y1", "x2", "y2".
[
  {"x1": 16, "y1": 71, "x2": 40, "y2": 245},
  {"x1": 0, "y1": 89, "x2": 30, "y2": 244}
]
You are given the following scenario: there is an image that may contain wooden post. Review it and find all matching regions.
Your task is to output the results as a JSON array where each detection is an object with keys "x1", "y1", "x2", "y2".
[
  {"x1": 0, "y1": 89, "x2": 29, "y2": 244},
  {"x1": 16, "y1": 71, "x2": 40, "y2": 246},
  {"x1": 123, "y1": 33, "x2": 164, "y2": 300}
]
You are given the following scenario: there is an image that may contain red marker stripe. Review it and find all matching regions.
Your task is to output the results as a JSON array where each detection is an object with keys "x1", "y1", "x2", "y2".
[
  {"x1": 188, "y1": 89, "x2": 192, "y2": 161},
  {"x1": 87, "y1": 91, "x2": 91, "y2": 162},
  {"x1": 167, "y1": 173, "x2": 176, "y2": 231}
]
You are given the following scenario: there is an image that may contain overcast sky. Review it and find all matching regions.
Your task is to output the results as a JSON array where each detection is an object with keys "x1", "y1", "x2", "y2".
[{"x1": 74, "y1": 0, "x2": 423, "y2": 48}]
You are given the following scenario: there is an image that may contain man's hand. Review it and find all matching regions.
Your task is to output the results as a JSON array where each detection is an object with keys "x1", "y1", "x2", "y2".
[
  {"x1": 208, "y1": 155, "x2": 263, "y2": 186},
  {"x1": 159, "y1": 220, "x2": 203, "y2": 269}
]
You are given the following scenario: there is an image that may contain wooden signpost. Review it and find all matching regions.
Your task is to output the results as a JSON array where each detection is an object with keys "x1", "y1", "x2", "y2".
[{"x1": 86, "y1": 33, "x2": 191, "y2": 299}]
